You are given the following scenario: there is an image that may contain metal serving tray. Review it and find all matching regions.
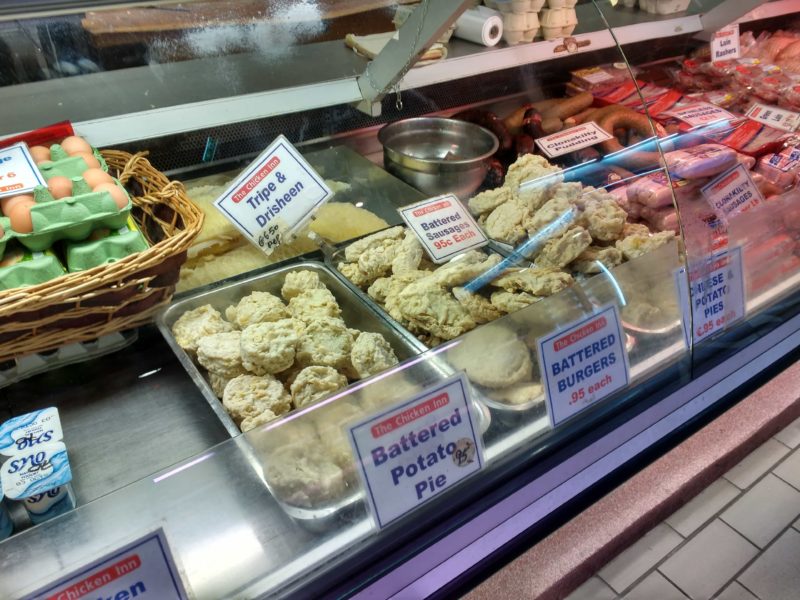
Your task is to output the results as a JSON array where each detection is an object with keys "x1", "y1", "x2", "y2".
[{"x1": 156, "y1": 260, "x2": 424, "y2": 437}]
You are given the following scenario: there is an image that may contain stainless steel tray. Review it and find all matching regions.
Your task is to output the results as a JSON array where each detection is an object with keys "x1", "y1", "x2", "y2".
[{"x1": 156, "y1": 260, "x2": 425, "y2": 437}]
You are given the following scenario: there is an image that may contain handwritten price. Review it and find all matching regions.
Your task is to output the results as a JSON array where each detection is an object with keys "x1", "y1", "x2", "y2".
[{"x1": 258, "y1": 224, "x2": 281, "y2": 250}]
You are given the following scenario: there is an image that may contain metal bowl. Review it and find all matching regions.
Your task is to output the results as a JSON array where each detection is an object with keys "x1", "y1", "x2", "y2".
[{"x1": 378, "y1": 117, "x2": 499, "y2": 199}]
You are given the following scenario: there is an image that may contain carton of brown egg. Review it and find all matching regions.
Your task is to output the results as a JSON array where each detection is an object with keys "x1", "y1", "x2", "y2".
[{"x1": 0, "y1": 137, "x2": 132, "y2": 258}]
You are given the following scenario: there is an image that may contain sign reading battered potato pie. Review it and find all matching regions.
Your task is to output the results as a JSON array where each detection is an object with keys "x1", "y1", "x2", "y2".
[
  {"x1": 348, "y1": 373, "x2": 484, "y2": 528},
  {"x1": 399, "y1": 193, "x2": 488, "y2": 263},
  {"x1": 214, "y1": 135, "x2": 332, "y2": 254},
  {"x1": 537, "y1": 305, "x2": 629, "y2": 427}
]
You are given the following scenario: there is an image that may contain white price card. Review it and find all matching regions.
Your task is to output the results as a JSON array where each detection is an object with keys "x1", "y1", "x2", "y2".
[
  {"x1": 711, "y1": 24, "x2": 740, "y2": 62},
  {"x1": 746, "y1": 102, "x2": 800, "y2": 133},
  {"x1": 701, "y1": 164, "x2": 764, "y2": 220},
  {"x1": 535, "y1": 121, "x2": 614, "y2": 159},
  {"x1": 0, "y1": 142, "x2": 46, "y2": 198},
  {"x1": 399, "y1": 193, "x2": 488, "y2": 263},
  {"x1": 537, "y1": 305, "x2": 630, "y2": 428},
  {"x1": 675, "y1": 247, "x2": 745, "y2": 345},
  {"x1": 663, "y1": 102, "x2": 735, "y2": 128},
  {"x1": 27, "y1": 529, "x2": 189, "y2": 600},
  {"x1": 348, "y1": 373, "x2": 484, "y2": 528},
  {"x1": 214, "y1": 135, "x2": 332, "y2": 254}
]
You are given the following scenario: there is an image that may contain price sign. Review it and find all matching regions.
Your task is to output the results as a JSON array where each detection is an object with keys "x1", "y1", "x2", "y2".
[
  {"x1": 348, "y1": 373, "x2": 484, "y2": 528},
  {"x1": 214, "y1": 135, "x2": 332, "y2": 254},
  {"x1": 535, "y1": 122, "x2": 614, "y2": 159},
  {"x1": 399, "y1": 193, "x2": 488, "y2": 263},
  {"x1": 711, "y1": 24, "x2": 740, "y2": 62},
  {"x1": 701, "y1": 164, "x2": 764, "y2": 220},
  {"x1": 663, "y1": 102, "x2": 735, "y2": 128},
  {"x1": 537, "y1": 305, "x2": 630, "y2": 427},
  {"x1": 746, "y1": 103, "x2": 800, "y2": 133},
  {"x1": 675, "y1": 247, "x2": 745, "y2": 345},
  {"x1": 27, "y1": 529, "x2": 189, "y2": 600},
  {"x1": 0, "y1": 142, "x2": 46, "y2": 198}
]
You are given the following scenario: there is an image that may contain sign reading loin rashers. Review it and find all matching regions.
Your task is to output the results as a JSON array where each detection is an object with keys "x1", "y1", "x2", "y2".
[
  {"x1": 348, "y1": 373, "x2": 484, "y2": 528},
  {"x1": 213, "y1": 135, "x2": 332, "y2": 254},
  {"x1": 27, "y1": 529, "x2": 189, "y2": 600}
]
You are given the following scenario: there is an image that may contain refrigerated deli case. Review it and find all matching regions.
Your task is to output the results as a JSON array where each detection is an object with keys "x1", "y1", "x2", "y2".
[{"x1": 2, "y1": 0, "x2": 800, "y2": 598}]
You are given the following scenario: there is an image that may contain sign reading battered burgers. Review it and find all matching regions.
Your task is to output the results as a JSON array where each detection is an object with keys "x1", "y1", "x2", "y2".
[
  {"x1": 537, "y1": 305, "x2": 630, "y2": 427},
  {"x1": 348, "y1": 373, "x2": 484, "y2": 528},
  {"x1": 399, "y1": 193, "x2": 488, "y2": 263},
  {"x1": 214, "y1": 135, "x2": 332, "y2": 254}
]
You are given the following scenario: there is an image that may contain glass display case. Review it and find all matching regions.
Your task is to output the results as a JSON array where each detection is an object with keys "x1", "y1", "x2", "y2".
[{"x1": 1, "y1": 1, "x2": 800, "y2": 598}]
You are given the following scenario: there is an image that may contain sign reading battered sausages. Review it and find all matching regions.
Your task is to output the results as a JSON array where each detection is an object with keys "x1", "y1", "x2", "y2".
[
  {"x1": 535, "y1": 122, "x2": 614, "y2": 159},
  {"x1": 399, "y1": 193, "x2": 488, "y2": 263},
  {"x1": 348, "y1": 373, "x2": 484, "y2": 528},
  {"x1": 214, "y1": 135, "x2": 332, "y2": 254},
  {"x1": 537, "y1": 305, "x2": 630, "y2": 427}
]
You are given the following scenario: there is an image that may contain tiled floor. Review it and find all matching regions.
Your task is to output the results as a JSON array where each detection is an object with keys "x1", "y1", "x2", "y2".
[{"x1": 568, "y1": 415, "x2": 800, "y2": 600}]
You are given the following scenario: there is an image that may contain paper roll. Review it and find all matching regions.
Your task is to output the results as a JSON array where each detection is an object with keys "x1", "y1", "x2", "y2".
[{"x1": 454, "y1": 9, "x2": 503, "y2": 47}]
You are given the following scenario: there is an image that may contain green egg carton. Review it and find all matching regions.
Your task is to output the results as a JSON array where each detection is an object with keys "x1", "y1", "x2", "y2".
[
  {"x1": 0, "y1": 217, "x2": 10, "y2": 260},
  {"x1": 65, "y1": 216, "x2": 149, "y2": 272},
  {"x1": 35, "y1": 143, "x2": 108, "y2": 180},
  {"x1": 0, "y1": 245, "x2": 66, "y2": 291},
  {"x1": 3, "y1": 179, "x2": 132, "y2": 254}
]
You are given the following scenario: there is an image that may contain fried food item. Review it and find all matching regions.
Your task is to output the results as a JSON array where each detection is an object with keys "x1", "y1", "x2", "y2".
[
  {"x1": 534, "y1": 227, "x2": 593, "y2": 269},
  {"x1": 241, "y1": 409, "x2": 279, "y2": 432},
  {"x1": 484, "y1": 201, "x2": 527, "y2": 245},
  {"x1": 225, "y1": 291, "x2": 289, "y2": 328},
  {"x1": 448, "y1": 325, "x2": 533, "y2": 388},
  {"x1": 296, "y1": 317, "x2": 354, "y2": 368},
  {"x1": 288, "y1": 288, "x2": 342, "y2": 322},
  {"x1": 504, "y1": 153, "x2": 562, "y2": 193},
  {"x1": 491, "y1": 267, "x2": 574, "y2": 296},
  {"x1": 196, "y1": 331, "x2": 244, "y2": 378},
  {"x1": 281, "y1": 270, "x2": 325, "y2": 301},
  {"x1": 343, "y1": 225, "x2": 404, "y2": 262},
  {"x1": 468, "y1": 187, "x2": 513, "y2": 216},
  {"x1": 357, "y1": 238, "x2": 399, "y2": 280},
  {"x1": 209, "y1": 372, "x2": 232, "y2": 398},
  {"x1": 337, "y1": 261, "x2": 373, "y2": 289},
  {"x1": 453, "y1": 286, "x2": 505, "y2": 323},
  {"x1": 290, "y1": 366, "x2": 349, "y2": 408},
  {"x1": 222, "y1": 374, "x2": 292, "y2": 426},
  {"x1": 391, "y1": 231, "x2": 424, "y2": 274},
  {"x1": 616, "y1": 231, "x2": 676, "y2": 260},
  {"x1": 397, "y1": 279, "x2": 476, "y2": 340},
  {"x1": 484, "y1": 381, "x2": 543, "y2": 406},
  {"x1": 523, "y1": 194, "x2": 577, "y2": 237},
  {"x1": 572, "y1": 246, "x2": 624, "y2": 274},
  {"x1": 429, "y1": 251, "x2": 501, "y2": 287},
  {"x1": 264, "y1": 445, "x2": 347, "y2": 507},
  {"x1": 490, "y1": 290, "x2": 541, "y2": 314},
  {"x1": 350, "y1": 332, "x2": 399, "y2": 379},
  {"x1": 172, "y1": 304, "x2": 233, "y2": 356},
  {"x1": 240, "y1": 319, "x2": 299, "y2": 375},
  {"x1": 580, "y1": 190, "x2": 627, "y2": 241}
]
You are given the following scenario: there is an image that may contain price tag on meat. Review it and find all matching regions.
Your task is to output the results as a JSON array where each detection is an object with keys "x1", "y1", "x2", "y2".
[
  {"x1": 711, "y1": 24, "x2": 740, "y2": 61},
  {"x1": 746, "y1": 103, "x2": 800, "y2": 133},
  {"x1": 675, "y1": 247, "x2": 745, "y2": 345},
  {"x1": 537, "y1": 305, "x2": 630, "y2": 427},
  {"x1": 399, "y1": 193, "x2": 488, "y2": 263},
  {"x1": 214, "y1": 135, "x2": 332, "y2": 254},
  {"x1": 701, "y1": 164, "x2": 764, "y2": 220},
  {"x1": 348, "y1": 373, "x2": 484, "y2": 528},
  {"x1": 664, "y1": 102, "x2": 735, "y2": 128},
  {"x1": 535, "y1": 122, "x2": 614, "y2": 159},
  {"x1": 0, "y1": 142, "x2": 46, "y2": 198},
  {"x1": 28, "y1": 529, "x2": 189, "y2": 599}
]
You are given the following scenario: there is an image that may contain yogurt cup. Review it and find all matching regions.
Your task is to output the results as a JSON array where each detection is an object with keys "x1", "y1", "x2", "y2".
[
  {"x1": 0, "y1": 407, "x2": 63, "y2": 457},
  {"x1": 1, "y1": 441, "x2": 75, "y2": 524}
]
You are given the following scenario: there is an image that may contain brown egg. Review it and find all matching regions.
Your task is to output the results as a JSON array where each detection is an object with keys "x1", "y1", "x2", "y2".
[
  {"x1": 29, "y1": 145, "x2": 51, "y2": 164},
  {"x1": 82, "y1": 168, "x2": 113, "y2": 188},
  {"x1": 72, "y1": 152, "x2": 100, "y2": 169},
  {"x1": 47, "y1": 176, "x2": 73, "y2": 200},
  {"x1": 0, "y1": 194, "x2": 34, "y2": 216},
  {"x1": 8, "y1": 198, "x2": 36, "y2": 233},
  {"x1": 60, "y1": 136, "x2": 92, "y2": 155},
  {"x1": 94, "y1": 182, "x2": 129, "y2": 209}
]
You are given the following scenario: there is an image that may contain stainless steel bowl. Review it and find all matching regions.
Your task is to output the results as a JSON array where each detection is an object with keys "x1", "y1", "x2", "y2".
[{"x1": 378, "y1": 117, "x2": 499, "y2": 199}]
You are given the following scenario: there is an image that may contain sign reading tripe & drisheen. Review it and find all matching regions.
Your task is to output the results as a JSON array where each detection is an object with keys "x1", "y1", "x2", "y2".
[
  {"x1": 214, "y1": 135, "x2": 332, "y2": 254},
  {"x1": 348, "y1": 373, "x2": 484, "y2": 528},
  {"x1": 537, "y1": 305, "x2": 630, "y2": 427}
]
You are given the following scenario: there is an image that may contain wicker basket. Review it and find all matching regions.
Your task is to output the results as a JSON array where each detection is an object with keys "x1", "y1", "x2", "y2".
[{"x1": 0, "y1": 150, "x2": 203, "y2": 361}]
